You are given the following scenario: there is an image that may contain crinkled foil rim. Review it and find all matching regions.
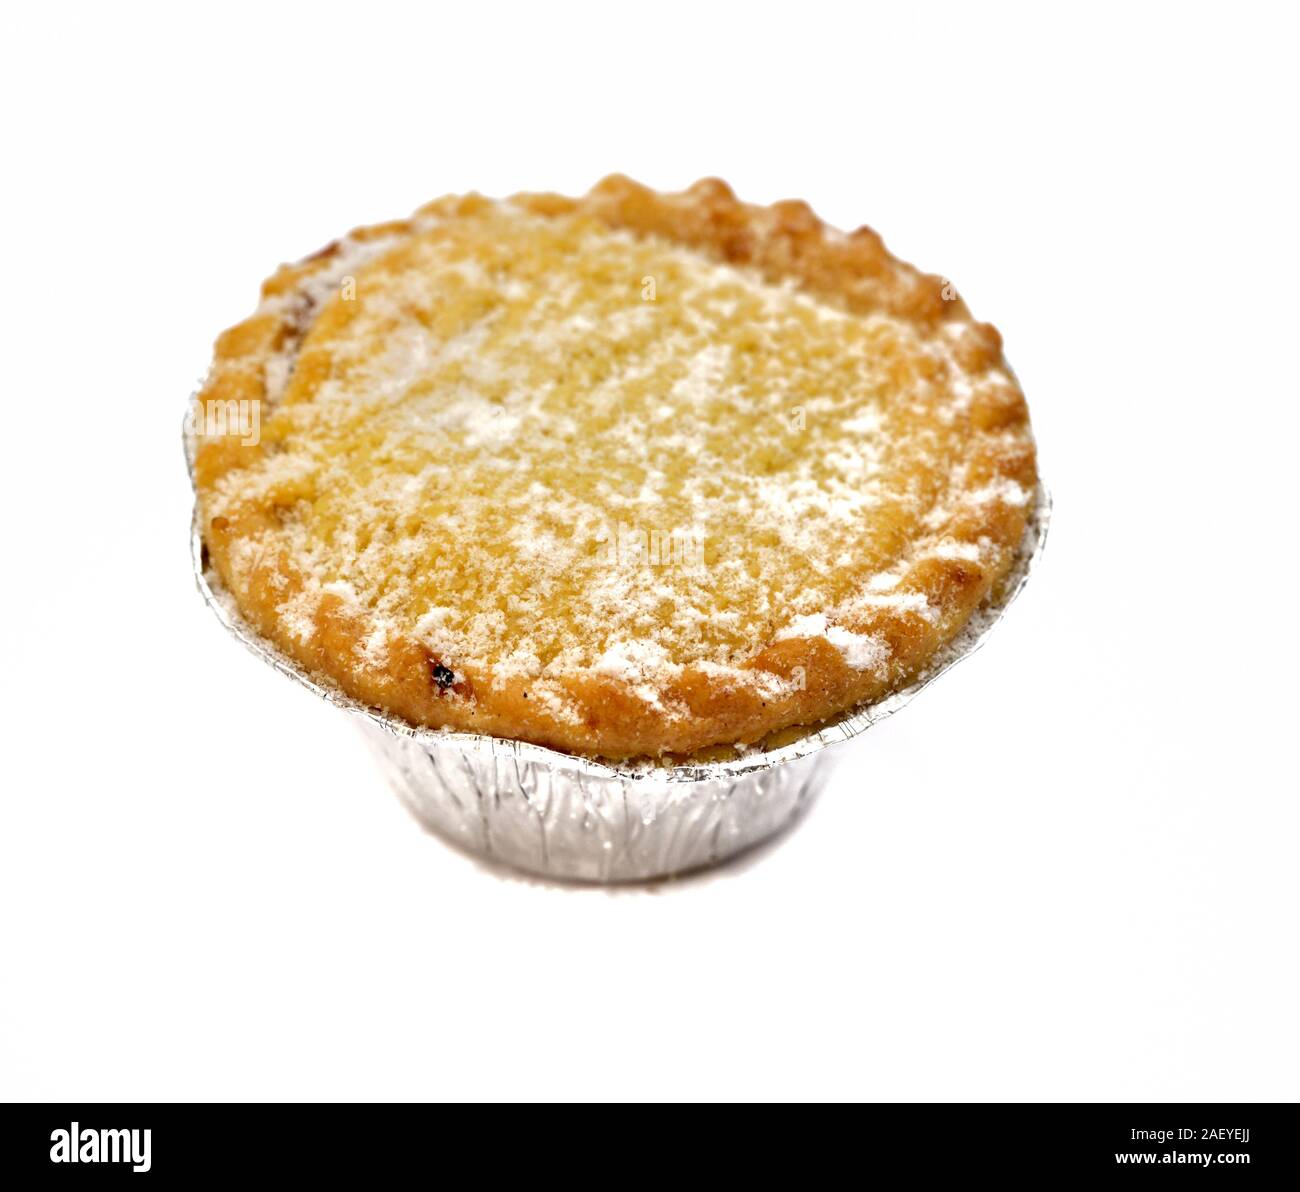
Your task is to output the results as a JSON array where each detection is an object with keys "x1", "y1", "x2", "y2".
[{"x1": 187, "y1": 413, "x2": 1049, "y2": 784}]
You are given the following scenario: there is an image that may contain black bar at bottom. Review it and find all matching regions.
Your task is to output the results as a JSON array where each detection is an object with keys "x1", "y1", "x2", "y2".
[{"x1": 2, "y1": 1102, "x2": 1292, "y2": 1179}]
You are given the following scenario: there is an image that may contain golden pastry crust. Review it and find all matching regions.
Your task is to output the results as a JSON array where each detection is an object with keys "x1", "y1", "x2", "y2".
[{"x1": 193, "y1": 176, "x2": 1037, "y2": 759}]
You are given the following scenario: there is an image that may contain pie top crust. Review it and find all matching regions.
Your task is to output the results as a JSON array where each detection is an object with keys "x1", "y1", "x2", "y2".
[{"x1": 193, "y1": 176, "x2": 1037, "y2": 759}]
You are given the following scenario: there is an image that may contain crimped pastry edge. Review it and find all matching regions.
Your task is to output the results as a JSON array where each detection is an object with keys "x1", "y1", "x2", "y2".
[{"x1": 192, "y1": 176, "x2": 1038, "y2": 759}]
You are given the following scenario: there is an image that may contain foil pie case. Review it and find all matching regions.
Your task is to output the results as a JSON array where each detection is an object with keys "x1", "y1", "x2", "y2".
[{"x1": 188, "y1": 422, "x2": 1049, "y2": 883}]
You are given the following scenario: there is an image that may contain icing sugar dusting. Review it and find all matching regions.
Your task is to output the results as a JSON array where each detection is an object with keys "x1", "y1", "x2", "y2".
[
  {"x1": 775, "y1": 614, "x2": 889, "y2": 673},
  {"x1": 203, "y1": 199, "x2": 1029, "y2": 728}
]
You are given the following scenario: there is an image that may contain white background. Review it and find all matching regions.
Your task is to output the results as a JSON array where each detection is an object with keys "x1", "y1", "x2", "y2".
[{"x1": 2, "y1": 2, "x2": 1297, "y2": 1102}]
